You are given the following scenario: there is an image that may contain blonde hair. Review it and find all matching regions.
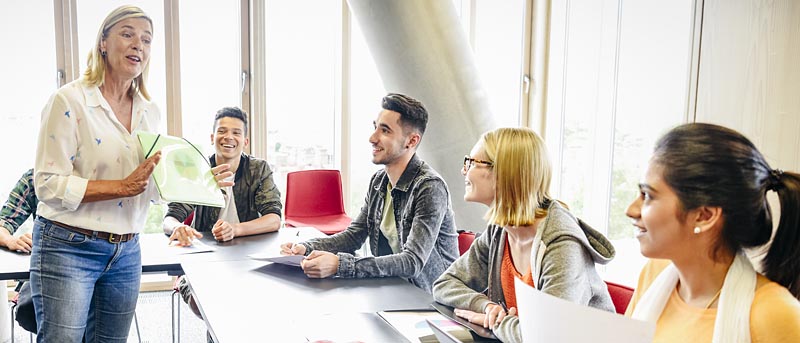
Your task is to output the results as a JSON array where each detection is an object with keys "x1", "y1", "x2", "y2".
[
  {"x1": 83, "y1": 5, "x2": 153, "y2": 100},
  {"x1": 482, "y1": 127, "x2": 552, "y2": 226}
]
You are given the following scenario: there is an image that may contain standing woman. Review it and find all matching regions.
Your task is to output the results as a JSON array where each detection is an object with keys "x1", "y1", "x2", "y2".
[
  {"x1": 625, "y1": 123, "x2": 800, "y2": 342},
  {"x1": 31, "y1": 6, "x2": 231, "y2": 342},
  {"x1": 433, "y1": 128, "x2": 615, "y2": 343}
]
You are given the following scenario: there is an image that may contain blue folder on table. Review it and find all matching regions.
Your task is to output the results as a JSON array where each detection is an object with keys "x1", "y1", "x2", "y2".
[{"x1": 137, "y1": 132, "x2": 225, "y2": 208}]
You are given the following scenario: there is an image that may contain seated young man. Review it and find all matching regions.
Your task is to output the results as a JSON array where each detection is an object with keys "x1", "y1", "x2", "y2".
[
  {"x1": 162, "y1": 107, "x2": 283, "y2": 317},
  {"x1": 281, "y1": 93, "x2": 460, "y2": 293}
]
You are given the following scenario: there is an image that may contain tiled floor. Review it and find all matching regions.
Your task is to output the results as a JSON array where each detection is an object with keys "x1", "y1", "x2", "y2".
[{"x1": 6, "y1": 290, "x2": 209, "y2": 343}]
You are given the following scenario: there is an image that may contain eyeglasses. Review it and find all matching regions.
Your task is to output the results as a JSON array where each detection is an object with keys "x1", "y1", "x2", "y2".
[{"x1": 463, "y1": 155, "x2": 493, "y2": 171}]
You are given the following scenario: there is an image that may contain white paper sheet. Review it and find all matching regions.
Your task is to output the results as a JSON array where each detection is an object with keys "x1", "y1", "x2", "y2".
[
  {"x1": 168, "y1": 239, "x2": 216, "y2": 254},
  {"x1": 140, "y1": 235, "x2": 216, "y2": 264},
  {"x1": 514, "y1": 278, "x2": 654, "y2": 343},
  {"x1": 248, "y1": 253, "x2": 305, "y2": 267}
]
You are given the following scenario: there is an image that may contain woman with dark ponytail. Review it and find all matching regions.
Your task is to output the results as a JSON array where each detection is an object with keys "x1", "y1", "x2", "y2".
[{"x1": 624, "y1": 123, "x2": 800, "y2": 342}]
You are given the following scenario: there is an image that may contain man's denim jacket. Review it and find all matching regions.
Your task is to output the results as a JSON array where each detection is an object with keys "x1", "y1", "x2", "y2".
[{"x1": 301, "y1": 154, "x2": 459, "y2": 293}]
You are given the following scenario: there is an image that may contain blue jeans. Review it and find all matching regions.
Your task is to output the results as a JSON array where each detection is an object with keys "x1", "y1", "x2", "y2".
[{"x1": 29, "y1": 217, "x2": 141, "y2": 343}]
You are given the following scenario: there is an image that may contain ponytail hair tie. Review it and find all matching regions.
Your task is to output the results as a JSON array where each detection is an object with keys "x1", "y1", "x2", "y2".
[{"x1": 767, "y1": 168, "x2": 784, "y2": 191}]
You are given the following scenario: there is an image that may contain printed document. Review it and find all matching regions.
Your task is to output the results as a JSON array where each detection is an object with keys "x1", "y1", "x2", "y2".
[
  {"x1": 168, "y1": 239, "x2": 216, "y2": 254},
  {"x1": 514, "y1": 278, "x2": 654, "y2": 342},
  {"x1": 248, "y1": 253, "x2": 305, "y2": 267}
]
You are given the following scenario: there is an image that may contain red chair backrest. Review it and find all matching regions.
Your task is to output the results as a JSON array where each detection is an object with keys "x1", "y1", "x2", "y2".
[
  {"x1": 605, "y1": 281, "x2": 635, "y2": 314},
  {"x1": 457, "y1": 230, "x2": 476, "y2": 256},
  {"x1": 183, "y1": 211, "x2": 194, "y2": 226},
  {"x1": 285, "y1": 170, "x2": 346, "y2": 218}
]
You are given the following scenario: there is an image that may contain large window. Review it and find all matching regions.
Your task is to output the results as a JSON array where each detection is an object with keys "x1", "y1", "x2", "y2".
[
  {"x1": 546, "y1": 0, "x2": 695, "y2": 285},
  {"x1": 0, "y1": 1, "x2": 57, "y2": 198},
  {"x1": 451, "y1": 0, "x2": 526, "y2": 126},
  {"x1": 179, "y1": 2, "x2": 240, "y2": 153},
  {"x1": 263, "y1": 0, "x2": 339, "y2": 197},
  {"x1": 471, "y1": 0, "x2": 525, "y2": 126}
]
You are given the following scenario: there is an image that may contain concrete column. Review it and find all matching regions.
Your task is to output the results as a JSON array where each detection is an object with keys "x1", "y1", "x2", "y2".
[{"x1": 348, "y1": 0, "x2": 494, "y2": 230}]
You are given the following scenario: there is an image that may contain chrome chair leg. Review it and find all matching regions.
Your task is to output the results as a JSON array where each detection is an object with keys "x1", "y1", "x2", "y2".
[
  {"x1": 9, "y1": 302, "x2": 33, "y2": 343},
  {"x1": 10, "y1": 302, "x2": 15, "y2": 343},
  {"x1": 134, "y1": 311, "x2": 142, "y2": 343},
  {"x1": 172, "y1": 289, "x2": 180, "y2": 343}
]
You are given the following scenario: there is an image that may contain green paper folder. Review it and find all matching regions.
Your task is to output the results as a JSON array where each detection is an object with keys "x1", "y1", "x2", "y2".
[{"x1": 137, "y1": 132, "x2": 225, "y2": 208}]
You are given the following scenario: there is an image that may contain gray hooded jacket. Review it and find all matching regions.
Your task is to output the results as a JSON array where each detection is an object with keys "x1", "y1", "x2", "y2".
[{"x1": 432, "y1": 201, "x2": 615, "y2": 343}]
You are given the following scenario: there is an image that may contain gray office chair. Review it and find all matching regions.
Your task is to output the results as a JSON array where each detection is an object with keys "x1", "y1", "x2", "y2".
[
  {"x1": 8, "y1": 284, "x2": 142, "y2": 343},
  {"x1": 9, "y1": 297, "x2": 33, "y2": 343}
]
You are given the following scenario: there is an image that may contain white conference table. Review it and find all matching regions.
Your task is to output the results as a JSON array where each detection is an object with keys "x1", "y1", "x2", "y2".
[
  {"x1": 0, "y1": 226, "x2": 436, "y2": 342},
  {"x1": 0, "y1": 226, "x2": 323, "y2": 280},
  {"x1": 182, "y1": 259, "x2": 435, "y2": 342}
]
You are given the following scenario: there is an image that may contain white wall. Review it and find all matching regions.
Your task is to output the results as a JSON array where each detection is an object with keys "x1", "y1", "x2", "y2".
[
  {"x1": 694, "y1": 0, "x2": 800, "y2": 265},
  {"x1": 695, "y1": 0, "x2": 800, "y2": 170}
]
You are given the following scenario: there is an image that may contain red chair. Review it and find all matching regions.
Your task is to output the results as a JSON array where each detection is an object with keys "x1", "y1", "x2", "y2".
[
  {"x1": 284, "y1": 170, "x2": 351, "y2": 235},
  {"x1": 605, "y1": 281, "x2": 635, "y2": 314},
  {"x1": 457, "y1": 230, "x2": 476, "y2": 255},
  {"x1": 183, "y1": 211, "x2": 194, "y2": 226}
]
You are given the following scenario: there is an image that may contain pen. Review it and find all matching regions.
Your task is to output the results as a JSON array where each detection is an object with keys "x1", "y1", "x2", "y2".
[
  {"x1": 289, "y1": 230, "x2": 300, "y2": 253},
  {"x1": 498, "y1": 301, "x2": 508, "y2": 313}
]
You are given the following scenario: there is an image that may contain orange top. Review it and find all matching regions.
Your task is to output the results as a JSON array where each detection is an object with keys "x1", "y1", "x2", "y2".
[
  {"x1": 625, "y1": 259, "x2": 800, "y2": 343},
  {"x1": 500, "y1": 238, "x2": 535, "y2": 310}
]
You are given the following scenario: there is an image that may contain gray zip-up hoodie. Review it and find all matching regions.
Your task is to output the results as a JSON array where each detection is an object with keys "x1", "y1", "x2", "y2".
[{"x1": 432, "y1": 201, "x2": 615, "y2": 343}]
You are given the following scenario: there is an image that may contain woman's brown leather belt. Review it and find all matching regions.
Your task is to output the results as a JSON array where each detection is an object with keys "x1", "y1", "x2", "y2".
[{"x1": 52, "y1": 220, "x2": 137, "y2": 243}]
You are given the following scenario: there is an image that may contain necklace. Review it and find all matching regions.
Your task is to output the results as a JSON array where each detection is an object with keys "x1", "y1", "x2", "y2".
[{"x1": 704, "y1": 288, "x2": 722, "y2": 309}]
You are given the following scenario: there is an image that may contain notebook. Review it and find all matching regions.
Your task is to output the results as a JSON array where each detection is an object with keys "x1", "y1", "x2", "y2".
[
  {"x1": 427, "y1": 319, "x2": 465, "y2": 343},
  {"x1": 431, "y1": 302, "x2": 498, "y2": 339},
  {"x1": 377, "y1": 310, "x2": 473, "y2": 343}
]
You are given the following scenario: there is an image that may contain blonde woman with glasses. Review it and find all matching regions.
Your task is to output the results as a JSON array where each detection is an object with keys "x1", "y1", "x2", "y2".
[{"x1": 433, "y1": 127, "x2": 615, "y2": 342}]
